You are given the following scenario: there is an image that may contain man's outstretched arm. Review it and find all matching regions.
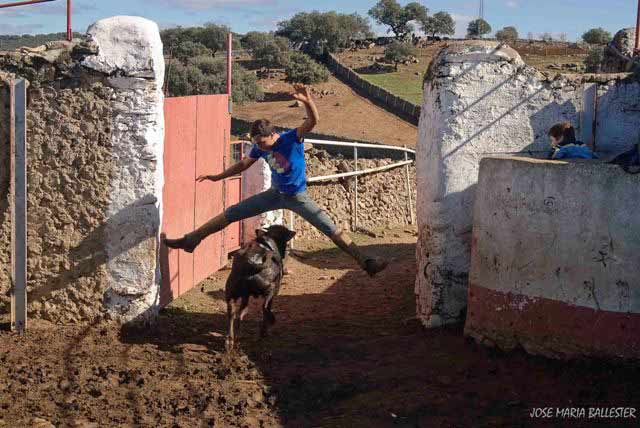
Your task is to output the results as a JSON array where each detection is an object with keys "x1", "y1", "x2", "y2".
[
  {"x1": 293, "y1": 84, "x2": 319, "y2": 141},
  {"x1": 196, "y1": 157, "x2": 257, "y2": 182}
]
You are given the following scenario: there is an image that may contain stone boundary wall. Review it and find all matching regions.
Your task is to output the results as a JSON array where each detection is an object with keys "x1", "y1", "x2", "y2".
[
  {"x1": 0, "y1": 16, "x2": 165, "y2": 323},
  {"x1": 295, "y1": 147, "x2": 416, "y2": 240},
  {"x1": 415, "y1": 41, "x2": 640, "y2": 328},
  {"x1": 326, "y1": 54, "x2": 421, "y2": 125},
  {"x1": 235, "y1": 143, "x2": 416, "y2": 241},
  {"x1": 466, "y1": 157, "x2": 640, "y2": 359}
]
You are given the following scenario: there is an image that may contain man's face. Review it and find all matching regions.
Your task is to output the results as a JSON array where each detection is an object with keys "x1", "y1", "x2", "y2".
[{"x1": 253, "y1": 133, "x2": 277, "y2": 151}]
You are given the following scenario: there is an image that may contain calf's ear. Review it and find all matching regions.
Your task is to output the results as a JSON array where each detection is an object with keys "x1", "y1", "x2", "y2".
[
  {"x1": 286, "y1": 230, "x2": 296, "y2": 241},
  {"x1": 255, "y1": 229, "x2": 266, "y2": 238}
]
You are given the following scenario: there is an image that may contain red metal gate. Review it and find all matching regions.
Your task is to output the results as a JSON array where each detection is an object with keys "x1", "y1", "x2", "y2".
[{"x1": 161, "y1": 94, "x2": 240, "y2": 306}]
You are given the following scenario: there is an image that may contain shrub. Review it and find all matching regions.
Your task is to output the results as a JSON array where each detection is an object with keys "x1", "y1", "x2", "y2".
[
  {"x1": 496, "y1": 26, "x2": 519, "y2": 42},
  {"x1": 251, "y1": 35, "x2": 290, "y2": 68},
  {"x1": 420, "y1": 11, "x2": 455, "y2": 38},
  {"x1": 467, "y1": 19, "x2": 492, "y2": 38},
  {"x1": 277, "y1": 11, "x2": 372, "y2": 56},
  {"x1": 167, "y1": 57, "x2": 263, "y2": 103},
  {"x1": 584, "y1": 47, "x2": 604, "y2": 72},
  {"x1": 285, "y1": 51, "x2": 330, "y2": 84},
  {"x1": 173, "y1": 41, "x2": 212, "y2": 62},
  {"x1": 241, "y1": 31, "x2": 268, "y2": 52},
  {"x1": 368, "y1": 0, "x2": 428, "y2": 40},
  {"x1": 384, "y1": 40, "x2": 414, "y2": 70},
  {"x1": 582, "y1": 28, "x2": 612, "y2": 45}
]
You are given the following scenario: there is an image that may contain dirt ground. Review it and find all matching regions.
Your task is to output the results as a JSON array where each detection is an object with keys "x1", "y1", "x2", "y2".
[
  {"x1": 233, "y1": 67, "x2": 418, "y2": 148},
  {"x1": 1, "y1": 228, "x2": 639, "y2": 428}
]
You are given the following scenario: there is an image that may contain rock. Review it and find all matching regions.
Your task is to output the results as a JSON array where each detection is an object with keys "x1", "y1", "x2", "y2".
[
  {"x1": 82, "y1": 16, "x2": 163, "y2": 79},
  {"x1": 602, "y1": 28, "x2": 638, "y2": 72},
  {"x1": 30, "y1": 418, "x2": 55, "y2": 428},
  {"x1": 21, "y1": 45, "x2": 47, "y2": 53},
  {"x1": 71, "y1": 418, "x2": 99, "y2": 428}
]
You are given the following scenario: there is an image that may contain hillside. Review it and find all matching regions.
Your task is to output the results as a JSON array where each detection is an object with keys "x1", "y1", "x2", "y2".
[
  {"x1": 0, "y1": 33, "x2": 83, "y2": 51},
  {"x1": 232, "y1": 60, "x2": 418, "y2": 147},
  {"x1": 335, "y1": 40, "x2": 590, "y2": 107}
]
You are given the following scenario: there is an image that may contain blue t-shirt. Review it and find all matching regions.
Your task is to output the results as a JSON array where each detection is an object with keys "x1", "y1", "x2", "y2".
[
  {"x1": 551, "y1": 142, "x2": 598, "y2": 160},
  {"x1": 249, "y1": 129, "x2": 306, "y2": 195}
]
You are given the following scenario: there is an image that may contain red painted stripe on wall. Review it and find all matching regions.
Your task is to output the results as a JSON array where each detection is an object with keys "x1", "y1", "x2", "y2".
[{"x1": 465, "y1": 283, "x2": 640, "y2": 359}]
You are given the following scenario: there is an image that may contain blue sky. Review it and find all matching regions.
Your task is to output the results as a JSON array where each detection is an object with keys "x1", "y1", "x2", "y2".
[{"x1": 0, "y1": 0, "x2": 637, "y2": 41}]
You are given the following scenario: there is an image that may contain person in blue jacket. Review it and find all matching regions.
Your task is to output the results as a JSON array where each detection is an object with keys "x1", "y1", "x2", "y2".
[{"x1": 547, "y1": 122, "x2": 598, "y2": 160}]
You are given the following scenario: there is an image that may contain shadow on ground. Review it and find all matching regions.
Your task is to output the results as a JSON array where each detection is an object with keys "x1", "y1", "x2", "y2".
[{"x1": 119, "y1": 240, "x2": 640, "y2": 428}]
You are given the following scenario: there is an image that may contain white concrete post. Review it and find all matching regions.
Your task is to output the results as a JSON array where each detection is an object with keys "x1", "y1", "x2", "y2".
[{"x1": 82, "y1": 16, "x2": 165, "y2": 321}]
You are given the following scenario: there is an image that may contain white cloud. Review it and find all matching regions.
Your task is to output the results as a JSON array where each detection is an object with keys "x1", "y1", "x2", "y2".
[{"x1": 506, "y1": 1, "x2": 518, "y2": 8}]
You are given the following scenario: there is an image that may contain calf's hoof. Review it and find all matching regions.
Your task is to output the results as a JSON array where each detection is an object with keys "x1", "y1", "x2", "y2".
[{"x1": 225, "y1": 337, "x2": 235, "y2": 352}]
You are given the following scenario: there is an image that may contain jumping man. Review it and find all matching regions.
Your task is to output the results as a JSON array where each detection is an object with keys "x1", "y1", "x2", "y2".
[{"x1": 164, "y1": 84, "x2": 388, "y2": 276}]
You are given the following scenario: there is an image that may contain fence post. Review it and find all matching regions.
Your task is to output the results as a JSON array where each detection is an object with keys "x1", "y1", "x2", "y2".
[
  {"x1": 10, "y1": 79, "x2": 27, "y2": 334},
  {"x1": 354, "y1": 146, "x2": 358, "y2": 231},
  {"x1": 403, "y1": 146, "x2": 415, "y2": 225}
]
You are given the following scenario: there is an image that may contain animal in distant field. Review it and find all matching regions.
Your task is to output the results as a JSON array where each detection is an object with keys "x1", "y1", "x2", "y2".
[{"x1": 224, "y1": 225, "x2": 295, "y2": 351}]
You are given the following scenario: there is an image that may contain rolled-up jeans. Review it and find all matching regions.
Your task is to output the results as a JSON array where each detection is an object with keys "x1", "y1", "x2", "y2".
[{"x1": 224, "y1": 187, "x2": 338, "y2": 237}]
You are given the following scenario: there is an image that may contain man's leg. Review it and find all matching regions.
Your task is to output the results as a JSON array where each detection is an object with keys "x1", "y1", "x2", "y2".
[
  {"x1": 164, "y1": 213, "x2": 230, "y2": 252},
  {"x1": 164, "y1": 188, "x2": 282, "y2": 253},
  {"x1": 285, "y1": 192, "x2": 387, "y2": 276}
]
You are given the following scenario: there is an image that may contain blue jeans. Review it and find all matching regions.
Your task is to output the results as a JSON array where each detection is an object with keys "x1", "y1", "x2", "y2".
[{"x1": 224, "y1": 187, "x2": 338, "y2": 237}]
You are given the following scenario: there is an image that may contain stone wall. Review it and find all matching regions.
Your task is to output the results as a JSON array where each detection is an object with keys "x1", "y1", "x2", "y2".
[
  {"x1": 0, "y1": 16, "x2": 164, "y2": 323},
  {"x1": 415, "y1": 41, "x2": 640, "y2": 328},
  {"x1": 236, "y1": 142, "x2": 415, "y2": 241},
  {"x1": 465, "y1": 157, "x2": 640, "y2": 359},
  {"x1": 295, "y1": 147, "x2": 416, "y2": 240},
  {"x1": 326, "y1": 54, "x2": 421, "y2": 125}
]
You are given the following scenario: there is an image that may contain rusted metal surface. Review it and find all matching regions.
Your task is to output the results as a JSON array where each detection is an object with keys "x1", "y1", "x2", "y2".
[
  {"x1": 0, "y1": 0, "x2": 54, "y2": 9},
  {"x1": 66, "y1": 0, "x2": 71, "y2": 41},
  {"x1": 162, "y1": 96, "x2": 197, "y2": 305},
  {"x1": 193, "y1": 95, "x2": 227, "y2": 285}
]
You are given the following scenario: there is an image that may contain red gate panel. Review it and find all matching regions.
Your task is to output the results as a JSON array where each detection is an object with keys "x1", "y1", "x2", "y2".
[
  {"x1": 162, "y1": 94, "x2": 238, "y2": 306},
  {"x1": 224, "y1": 176, "x2": 242, "y2": 252},
  {"x1": 161, "y1": 96, "x2": 197, "y2": 305},
  {"x1": 193, "y1": 95, "x2": 228, "y2": 285}
]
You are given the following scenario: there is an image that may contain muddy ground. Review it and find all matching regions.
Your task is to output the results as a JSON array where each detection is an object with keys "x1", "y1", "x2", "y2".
[{"x1": 1, "y1": 229, "x2": 639, "y2": 428}]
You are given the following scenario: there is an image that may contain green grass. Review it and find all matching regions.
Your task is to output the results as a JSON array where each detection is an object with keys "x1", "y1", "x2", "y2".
[{"x1": 360, "y1": 73, "x2": 423, "y2": 105}]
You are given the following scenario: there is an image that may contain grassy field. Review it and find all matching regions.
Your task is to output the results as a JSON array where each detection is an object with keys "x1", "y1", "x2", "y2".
[
  {"x1": 336, "y1": 44, "x2": 443, "y2": 106},
  {"x1": 360, "y1": 72, "x2": 423, "y2": 105},
  {"x1": 337, "y1": 41, "x2": 588, "y2": 107}
]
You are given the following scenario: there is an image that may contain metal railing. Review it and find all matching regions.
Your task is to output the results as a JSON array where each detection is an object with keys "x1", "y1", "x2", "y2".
[
  {"x1": 304, "y1": 138, "x2": 416, "y2": 228},
  {"x1": 234, "y1": 137, "x2": 417, "y2": 232}
]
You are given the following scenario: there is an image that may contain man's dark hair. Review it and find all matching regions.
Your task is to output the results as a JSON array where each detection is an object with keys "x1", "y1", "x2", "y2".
[
  {"x1": 250, "y1": 119, "x2": 274, "y2": 139},
  {"x1": 548, "y1": 122, "x2": 576, "y2": 143}
]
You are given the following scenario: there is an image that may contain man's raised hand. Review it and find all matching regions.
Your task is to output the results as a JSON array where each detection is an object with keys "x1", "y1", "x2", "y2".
[
  {"x1": 196, "y1": 174, "x2": 221, "y2": 182},
  {"x1": 292, "y1": 83, "x2": 312, "y2": 104}
]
